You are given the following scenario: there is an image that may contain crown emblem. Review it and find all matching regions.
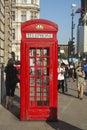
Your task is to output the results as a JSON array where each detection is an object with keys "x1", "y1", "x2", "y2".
[{"x1": 36, "y1": 24, "x2": 44, "y2": 30}]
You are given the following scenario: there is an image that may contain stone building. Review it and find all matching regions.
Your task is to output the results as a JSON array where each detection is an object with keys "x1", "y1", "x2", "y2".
[
  {"x1": 0, "y1": 0, "x2": 5, "y2": 64},
  {"x1": 0, "y1": 0, "x2": 12, "y2": 103},
  {"x1": 59, "y1": 44, "x2": 68, "y2": 56},
  {"x1": 4, "y1": 0, "x2": 12, "y2": 64},
  {"x1": 11, "y1": 0, "x2": 40, "y2": 61},
  {"x1": 77, "y1": 0, "x2": 87, "y2": 56},
  {"x1": 0, "y1": 0, "x2": 12, "y2": 65},
  {"x1": 0, "y1": 0, "x2": 40, "y2": 96}
]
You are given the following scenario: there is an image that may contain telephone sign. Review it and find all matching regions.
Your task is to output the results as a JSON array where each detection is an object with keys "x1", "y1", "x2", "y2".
[{"x1": 26, "y1": 33, "x2": 53, "y2": 38}]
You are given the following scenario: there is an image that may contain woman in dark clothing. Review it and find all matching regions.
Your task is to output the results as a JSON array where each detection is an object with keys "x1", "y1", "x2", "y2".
[{"x1": 5, "y1": 59, "x2": 19, "y2": 109}]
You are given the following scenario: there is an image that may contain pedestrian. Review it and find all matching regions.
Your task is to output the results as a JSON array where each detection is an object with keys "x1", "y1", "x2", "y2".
[
  {"x1": 58, "y1": 63, "x2": 65, "y2": 93},
  {"x1": 82, "y1": 61, "x2": 87, "y2": 79},
  {"x1": 69, "y1": 62, "x2": 75, "y2": 82},
  {"x1": 64, "y1": 64, "x2": 69, "y2": 92},
  {"x1": 4, "y1": 59, "x2": 19, "y2": 109},
  {"x1": 76, "y1": 66, "x2": 85, "y2": 100}
]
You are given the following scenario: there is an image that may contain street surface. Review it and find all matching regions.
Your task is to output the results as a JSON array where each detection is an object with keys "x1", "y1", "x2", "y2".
[{"x1": 0, "y1": 80, "x2": 87, "y2": 130}]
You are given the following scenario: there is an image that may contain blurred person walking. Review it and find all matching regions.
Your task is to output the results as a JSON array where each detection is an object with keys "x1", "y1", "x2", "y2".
[
  {"x1": 64, "y1": 64, "x2": 69, "y2": 92},
  {"x1": 69, "y1": 62, "x2": 75, "y2": 82},
  {"x1": 76, "y1": 66, "x2": 85, "y2": 100},
  {"x1": 82, "y1": 61, "x2": 87, "y2": 79},
  {"x1": 4, "y1": 59, "x2": 19, "y2": 109},
  {"x1": 58, "y1": 63, "x2": 65, "y2": 93}
]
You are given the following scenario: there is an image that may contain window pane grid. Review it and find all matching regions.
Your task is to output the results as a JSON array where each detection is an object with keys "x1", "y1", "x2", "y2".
[
  {"x1": 12, "y1": 11, "x2": 15, "y2": 21},
  {"x1": 29, "y1": 47, "x2": 50, "y2": 107}
]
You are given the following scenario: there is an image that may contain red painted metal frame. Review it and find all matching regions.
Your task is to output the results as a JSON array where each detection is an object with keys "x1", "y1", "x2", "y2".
[{"x1": 20, "y1": 19, "x2": 58, "y2": 121}]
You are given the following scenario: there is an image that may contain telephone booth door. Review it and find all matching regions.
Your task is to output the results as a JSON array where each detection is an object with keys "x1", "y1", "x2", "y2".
[
  {"x1": 20, "y1": 19, "x2": 58, "y2": 121},
  {"x1": 25, "y1": 43, "x2": 57, "y2": 120}
]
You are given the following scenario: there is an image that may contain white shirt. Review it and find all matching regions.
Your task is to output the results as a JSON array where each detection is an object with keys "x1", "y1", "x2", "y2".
[
  {"x1": 70, "y1": 65, "x2": 74, "y2": 69},
  {"x1": 58, "y1": 67, "x2": 65, "y2": 80}
]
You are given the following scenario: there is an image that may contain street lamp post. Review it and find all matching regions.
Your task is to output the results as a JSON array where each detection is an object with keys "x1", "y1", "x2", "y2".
[
  {"x1": 71, "y1": 3, "x2": 76, "y2": 55},
  {"x1": 71, "y1": 9, "x2": 75, "y2": 41},
  {"x1": 68, "y1": 4, "x2": 76, "y2": 62}
]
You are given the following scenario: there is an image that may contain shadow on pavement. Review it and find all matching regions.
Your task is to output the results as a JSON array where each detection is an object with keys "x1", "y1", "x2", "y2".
[
  {"x1": 9, "y1": 94, "x2": 20, "y2": 119},
  {"x1": 9, "y1": 104, "x2": 20, "y2": 119},
  {"x1": 46, "y1": 120, "x2": 82, "y2": 130},
  {"x1": 58, "y1": 91, "x2": 78, "y2": 99},
  {"x1": 1, "y1": 92, "x2": 85, "y2": 130},
  {"x1": 2, "y1": 94, "x2": 20, "y2": 119},
  {"x1": 84, "y1": 91, "x2": 87, "y2": 96},
  {"x1": 68, "y1": 87, "x2": 77, "y2": 92}
]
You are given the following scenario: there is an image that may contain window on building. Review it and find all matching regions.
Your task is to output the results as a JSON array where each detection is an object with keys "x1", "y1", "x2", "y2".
[
  {"x1": 30, "y1": 11, "x2": 37, "y2": 19},
  {"x1": 12, "y1": 11, "x2": 15, "y2": 21},
  {"x1": 21, "y1": 11, "x2": 26, "y2": 21},
  {"x1": 31, "y1": 0, "x2": 34, "y2": 4},
  {"x1": 12, "y1": 29, "x2": 15, "y2": 39},
  {"x1": 12, "y1": 0, "x2": 16, "y2": 4},
  {"x1": 35, "y1": 0, "x2": 38, "y2": 4},
  {"x1": 31, "y1": 0, "x2": 38, "y2": 4},
  {"x1": 21, "y1": 0, "x2": 27, "y2": 3}
]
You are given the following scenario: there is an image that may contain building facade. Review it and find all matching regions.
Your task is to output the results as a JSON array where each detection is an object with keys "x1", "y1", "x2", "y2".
[
  {"x1": 11, "y1": 0, "x2": 40, "y2": 61},
  {"x1": 0, "y1": 0, "x2": 12, "y2": 102},
  {"x1": 0, "y1": 0, "x2": 5, "y2": 101},
  {"x1": 59, "y1": 44, "x2": 68, "y2": 56},
  {"x1": 4, "y1": 0, "x2": 12, "y2": 64},
  {"x1": 0, "y1": 0, "x2": 5, "y2": 64},
  {"x1": 0, "y1": 0, "x2": 12, "y2": 65},
  {"x1": 77, "y1": 0, "x2": 87, "y2": 56}
]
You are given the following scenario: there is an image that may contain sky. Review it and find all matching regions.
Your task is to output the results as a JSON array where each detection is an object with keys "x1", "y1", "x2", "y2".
[{"x1": 40, "y1": 0, "x2": 81, "y2": 44}]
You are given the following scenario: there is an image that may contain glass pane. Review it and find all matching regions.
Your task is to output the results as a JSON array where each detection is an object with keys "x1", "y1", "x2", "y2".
[
  {"x1": 30, "y1": 58, "x2": 35, "y2": 66},
  {"x1": 36, "y1": 58, "x2": 42, "y2": 66},
  {"x1": 43, "y1": 97, "x2": 49, "y2": 106},
  {"x1": 43, "y1": 58, "x2": 49, "y2": 66},
  {"x1": 30, "y1": 78, "x2": 35, "y2": 86},
  {"x1": 44, "y1": 97, "x2": 48, "y2": 101},
  {"x1": 36, "y1": 49, "x2": 42, "y2": 56},
  {"x1": 37, "y1": 100, "x2": 42, "y2": 106},
  {"x1": 44, "y1": 100, "x2": 49, "y2": 106},
  {"x1": 43, "y1": 88, "x2": 49, "y2": 96},
  {"x1": 36, "y1": 87, "x2": 42, "y2": 92},
  {"x1": 30, "y1": 97, "x2": 34, "y2": 101},
  {"x1": 36, "y1": 68, "x2": 42, "y2": 76},
  {"x1": 43, "y1": 67, "x2": 49, "y2": 76},
  {"x1": 37, "y1": 97, "x2": 42, "y2": 101},
  {"x1": 37, "y1": 97, "x2": 42, "y2": 106},
  {"x1": 30, "y1": 87, "x2": 35, "y2": 96},
  {"x1": 36, "y1": 78, "x2": 42, "y2": 86},
  {"x1": 36, "y1": 92, "x2": 42, "y2": 96},
  {"x1": 30, "y1": 48, "x2": 36, "y2": 56},
  {"x1": 30, "y1": 67, "x2": 35, "y2": 76},
  {"x1": 44, "y1": 77, "x2": 49, "y2": 86},
  {"x1": 43, "y1": 48, "x2": 49, "y2": 56}
]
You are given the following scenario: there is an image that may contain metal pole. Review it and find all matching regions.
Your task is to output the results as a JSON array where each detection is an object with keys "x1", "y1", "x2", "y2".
[{"x1": 71, "y1": 9, "x2": 74, "y2": 41}]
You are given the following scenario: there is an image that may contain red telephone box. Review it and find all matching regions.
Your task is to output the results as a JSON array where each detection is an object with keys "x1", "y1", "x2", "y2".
[{"x1": 20, "y1": 19, "x2": 58, "y2": 121}]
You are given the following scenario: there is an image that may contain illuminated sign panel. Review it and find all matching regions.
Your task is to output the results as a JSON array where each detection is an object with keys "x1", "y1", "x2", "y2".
[{"x1": 26, "y1": 33, "x2": 53, "y2": 38}]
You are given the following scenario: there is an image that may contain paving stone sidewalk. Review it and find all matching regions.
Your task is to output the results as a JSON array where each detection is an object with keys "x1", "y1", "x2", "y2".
[{"x1": 0, "y1": 80, "x2": 87, "y2": 130}]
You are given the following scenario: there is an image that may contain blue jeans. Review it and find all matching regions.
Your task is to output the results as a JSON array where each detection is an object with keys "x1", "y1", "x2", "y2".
[{"x1": 64, "y1": 77, "x2": 68, "y2": 91}]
